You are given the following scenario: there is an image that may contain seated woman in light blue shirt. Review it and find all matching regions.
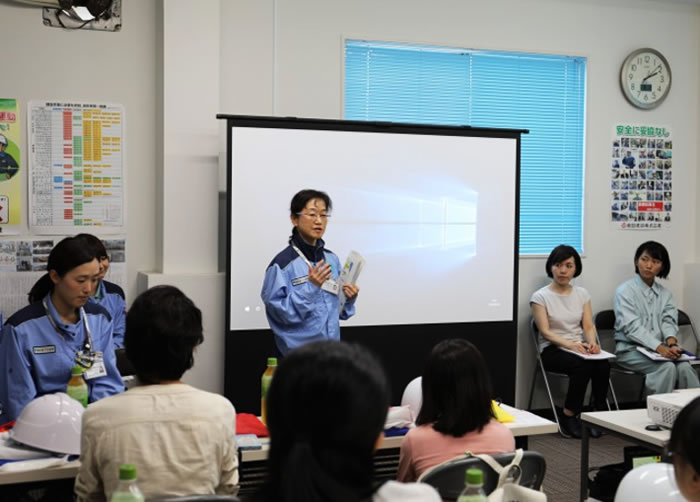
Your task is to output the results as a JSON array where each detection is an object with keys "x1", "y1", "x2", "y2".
[{"x1": 614, "y1": 241, "x2": 699, "y2": 395}]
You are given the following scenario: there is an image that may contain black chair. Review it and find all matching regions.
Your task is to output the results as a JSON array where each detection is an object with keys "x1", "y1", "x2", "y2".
[
  {"x1": 677, "y1": 310, "x2": 700, "y2": 368},
  {"x1": 595, "y1": 309, "x2": 643, "y2": 405},
  {"x1": 418, "y1": 450, "x2": 546, "y2": 501},
  {"x1": 146, "y1": 496, "x2": 240, "y2": 502}
]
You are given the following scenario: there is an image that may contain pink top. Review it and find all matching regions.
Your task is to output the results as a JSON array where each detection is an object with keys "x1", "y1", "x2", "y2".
[{"x1": 397, "y1": 420, "x2": 515, "y2": 482}]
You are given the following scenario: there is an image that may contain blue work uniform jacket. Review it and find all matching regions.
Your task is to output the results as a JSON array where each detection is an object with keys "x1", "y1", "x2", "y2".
[
  {"x1": 261, "y1": 230, "x2": 356, "y2": 355},
  {"x1": 90, "y1": 280, "x2": 127, "y2": 348},
  {"x1": 0, "y1": 294, "x2": 124, "y2": 423}
]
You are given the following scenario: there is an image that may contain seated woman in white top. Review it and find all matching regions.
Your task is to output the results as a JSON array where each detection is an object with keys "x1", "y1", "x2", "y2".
[
  {"x1": 250, "y1": 341, "x2": 440, "y2": 502},
  {"x1": 530, "y1": 245, "x2": 610, "y2": 439},
  {"x1": 397, "y1": 339, "x2": 515, "y2": 482}
]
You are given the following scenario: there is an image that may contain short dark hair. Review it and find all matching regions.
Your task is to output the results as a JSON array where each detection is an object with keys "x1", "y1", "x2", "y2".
[
  {"x1": 74, "y1": 233, "x2": 108, "y2": 260},
  {"x1": 27, "y1": 236, "x2": 97, "y2": 303},
  {"x1": 545, "y1": 245, "x2": 582, "y2": 278},
  {"x1": 259, "y1": 341, "x2": 390, "y2": 502},
  {"x1": 125, "y1": 285, "x2": 203, "y2": 383},
  {"x1": 669, "y1": 396, "x2": 700, "y2": 475},
  {"x1": 416, "y1": 339, "x2": 494, "y2": 437},
  {"x1": 634, "y1": 240, "x2": 671, "y2": 279},
  {"x1": 290, "y1": 189, "x2": 332, "y2": 216}
]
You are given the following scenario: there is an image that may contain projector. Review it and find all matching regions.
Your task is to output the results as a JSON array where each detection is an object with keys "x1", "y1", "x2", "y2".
[{"x1": 647, "y1": 390, "x2": 700, "y2": 429}]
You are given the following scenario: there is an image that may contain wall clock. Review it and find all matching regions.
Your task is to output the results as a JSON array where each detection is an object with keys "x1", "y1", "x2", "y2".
[{"x1": 620, "y1": 48, "x2": 671, "y2": 110}]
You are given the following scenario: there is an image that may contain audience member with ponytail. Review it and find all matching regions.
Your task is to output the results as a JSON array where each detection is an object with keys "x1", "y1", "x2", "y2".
[
  {"x1": 251, "y1": 341, "x2": 440, "y2": 502},
  {"x1": 0, "y1": 237, "x2": 123, "y2": 423}
]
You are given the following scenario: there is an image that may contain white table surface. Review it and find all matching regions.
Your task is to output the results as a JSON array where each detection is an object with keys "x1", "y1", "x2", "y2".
[{"x1": 0, "y1": 405, "x2": 557, "y2": 485}]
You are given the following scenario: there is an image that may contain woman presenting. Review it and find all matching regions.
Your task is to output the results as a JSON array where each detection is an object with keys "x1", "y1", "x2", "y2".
[
  {"x1": 530, "y1": 245, "x2": 610, "y2": 438},
  {"x1": 261, "y1": 189, "x2": 358, "y2": 356}
]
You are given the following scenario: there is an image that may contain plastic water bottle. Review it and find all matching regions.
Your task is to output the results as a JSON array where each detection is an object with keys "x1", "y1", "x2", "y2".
[
  {"x1": 66, "y1": 365, "x2": 88, "y2": 408},
  {"x1": 261, "y1": 357, "x2": 277, "y2": 425},
  {"x1": 457, "y1": 468, "x2": 488, "y2": 502},
  {"x1": 110, "y1": 464, "x2": 145, "y2": 502}
]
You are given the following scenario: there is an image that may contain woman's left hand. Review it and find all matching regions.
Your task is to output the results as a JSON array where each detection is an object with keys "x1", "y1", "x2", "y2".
[{"x1": 343, "y1": 284, "x2": 359, "y2": 299}]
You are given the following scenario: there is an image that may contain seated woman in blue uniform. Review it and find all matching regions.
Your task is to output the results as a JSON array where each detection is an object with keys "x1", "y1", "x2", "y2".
[
  {"x1": 75, "y1": 233, "x2": 127, "y2": 348},
  {"x1": 0, "y1": 236, "x2": 123, "y2": 423},
  {"x1": 261, "y1": 189, "x2": 359, "y2": 356},
  {"x1": 614, "y1": 241, "x2": 700, "y2": 395}
]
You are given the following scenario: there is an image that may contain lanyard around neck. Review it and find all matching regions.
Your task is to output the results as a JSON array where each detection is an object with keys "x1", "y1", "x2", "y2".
[
  {"x1": 292, "y1": 243, "x2": 315, "y2": 267},
  {"x1": 42, "y1": 297, "x2": 94, "y2": 354}
]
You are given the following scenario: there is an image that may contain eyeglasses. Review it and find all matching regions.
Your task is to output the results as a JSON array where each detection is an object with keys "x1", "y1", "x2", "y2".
[{"x1": 297, "y1": 212, "x2": 331, "y2": 221}]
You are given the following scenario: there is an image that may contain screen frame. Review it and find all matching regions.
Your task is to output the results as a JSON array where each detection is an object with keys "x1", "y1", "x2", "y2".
[{"x1": 218, "y1": 114, "x2": 525, "y2": 411}]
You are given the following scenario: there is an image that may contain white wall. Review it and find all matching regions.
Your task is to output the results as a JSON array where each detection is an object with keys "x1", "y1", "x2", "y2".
[
  {"x1": 0, "y1": 1, "x2": 158, "y2": 304},
  {"x1": 218, "y1": 0, "x2": 700, "y2": 406}
]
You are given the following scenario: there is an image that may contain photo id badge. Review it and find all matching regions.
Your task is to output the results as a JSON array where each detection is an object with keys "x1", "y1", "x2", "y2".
[
  {"x1": 321, "y1": 279, "x2": 339, "y2": 295},
  {"x1": 84, "y1": 357, "x2": 107, "y2": 380}
]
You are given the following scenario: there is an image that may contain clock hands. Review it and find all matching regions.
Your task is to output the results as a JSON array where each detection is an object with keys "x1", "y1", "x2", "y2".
[{"x1": 642, "y1": 65, "x2": 662, "y2": 83}]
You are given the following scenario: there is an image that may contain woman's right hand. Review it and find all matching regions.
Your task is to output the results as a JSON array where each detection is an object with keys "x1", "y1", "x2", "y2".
[
  {"x1": 567, "y1": 340, "x2": 589, "y2": 355},
  {"x1": 308, "y1": 261, "x2": 332, "y2": 287},
  {"x1": 656, "y1": 344, "x2": 681, "y2": 359}
]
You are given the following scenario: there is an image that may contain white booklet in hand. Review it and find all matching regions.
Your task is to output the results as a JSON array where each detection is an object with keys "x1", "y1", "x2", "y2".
[
  {"x1": 338, "y1": 250, "x2": 365, "y2": 310},
  {"x1": 636, "y1": 346, "x2": 697, "y2": 362},
  {"x1": 561, "y1": 347, "x2": 617, "y2": 360}
]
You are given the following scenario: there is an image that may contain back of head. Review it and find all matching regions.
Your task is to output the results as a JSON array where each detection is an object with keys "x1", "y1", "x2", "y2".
[
  {"x1": 417, "y1": 338, "x2": 494, "y2": 436},
  {"x1": 669, "y1": 396, "x2": 700, "y2": 478},
  {"x1": 261, "y1": 341, "x2": 390, "y2": 502},
  {"x1": 125, "y1": 285, "x2": 203, "y2": 383},
  {"x1": 27, "y1": 236, "x2": 97, "y2": 303}
]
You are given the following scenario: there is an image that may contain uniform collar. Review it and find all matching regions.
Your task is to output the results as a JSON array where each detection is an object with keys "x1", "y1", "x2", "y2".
[
  {"x1": 634, "y1": 274, "x2": 659, "y2": 297},
  {"x1": 44, "y1": 293, "x2": 81, "y2": 337},
  {"x1": 93, "y1": 280, "x2": 104, "y2": 301},
  {"x1": 290, "y1": 228, "x2": 325, "y2": 263}
]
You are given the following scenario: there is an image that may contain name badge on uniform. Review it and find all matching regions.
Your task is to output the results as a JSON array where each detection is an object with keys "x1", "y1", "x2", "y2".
[
  {"x1": 292, "y1": 276, "x2": 308, "y2": 286},
  {"x1": 321, "y1": 279, "x2": 339, "y2": 295},
  {"x1": 84, "y1": 353, "x2": 107, "y2": 380},
  {"x1": 33, "y1": 345, "x2": 56, "y2": 355}
]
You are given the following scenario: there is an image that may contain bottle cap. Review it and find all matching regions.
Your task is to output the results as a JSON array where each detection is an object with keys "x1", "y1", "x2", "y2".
[
  {"x1": 119, "y1": 463, "x2": 138, "y2": 481},
  {"x1": 267, "y1": 357, "x2": 278, "y2": 366},
  {"x1": 71, "y1": 365, "x2": 84, "y2": 376},
  {"x1": 466, "y1": 468, "x2": 483, "y2": 485}
]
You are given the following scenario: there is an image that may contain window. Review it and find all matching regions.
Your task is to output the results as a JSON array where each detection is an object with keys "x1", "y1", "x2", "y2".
[{"x1": 344, "y1": 40, "x2": 586, "y2": 255}]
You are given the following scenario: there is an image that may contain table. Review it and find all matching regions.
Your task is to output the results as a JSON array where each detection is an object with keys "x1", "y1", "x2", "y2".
[
  {"x1": 0, "y1": 404, "x2": 557, "y2": 490},
  {"x1": 579, "y1": 409, "x2": 669, "y2": 502}
]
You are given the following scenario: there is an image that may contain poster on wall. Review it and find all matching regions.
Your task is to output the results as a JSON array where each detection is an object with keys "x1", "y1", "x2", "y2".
[
  {"x1": 28, "y1": 101, "x2": 126, "y2": 235},
  {"x1": 611, "y1": 124, "x2": 672, "y2": 229},
  {"x1": 0, "y1": 98, "x2": 22, "y2": 234},
  {"x1": 0, "y1": 237, "x2": 127, "y2": 321}
]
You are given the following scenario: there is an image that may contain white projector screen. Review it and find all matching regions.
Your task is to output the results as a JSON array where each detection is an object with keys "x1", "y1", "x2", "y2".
[{"x1": 227, "y1": 119, "x2": 518, "y2": 331}]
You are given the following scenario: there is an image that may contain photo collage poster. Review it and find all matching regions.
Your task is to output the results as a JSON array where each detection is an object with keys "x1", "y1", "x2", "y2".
[{"x1": 611, "y1": 124, "x2": 672, "y2": 229}]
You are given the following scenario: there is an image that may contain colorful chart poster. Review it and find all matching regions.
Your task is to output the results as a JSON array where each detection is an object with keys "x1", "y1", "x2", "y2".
[
  {"x1": 611, "y1": 124, "x2": 672, "y2": 229},
  {"x1": 28, "y1": 101, "x2": 126, "y2": 235},
  {"x1": 0, "y1": 98, "x2": 22, "y2": 234}
]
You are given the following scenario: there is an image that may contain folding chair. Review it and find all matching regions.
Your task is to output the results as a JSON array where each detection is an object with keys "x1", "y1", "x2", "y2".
[
  {"x1": 419, "y1": 450, "x2": 546, "y2": 501},
  {"x1": 678, "y1": 310, "x2": 700, "y2": 368}
]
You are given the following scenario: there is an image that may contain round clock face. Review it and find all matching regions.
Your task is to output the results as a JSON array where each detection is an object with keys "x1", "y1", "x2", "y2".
[{"x1": 620, "y1": 48, "x2": 671, "y2": 110}]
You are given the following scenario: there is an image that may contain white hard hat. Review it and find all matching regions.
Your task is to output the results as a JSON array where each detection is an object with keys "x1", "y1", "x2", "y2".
[
  {"x1": 10, "y1": 393, "x2": 84, "y2": 455},
  {"x1": 614, "y1": 462, "x2": 684, "y2": 502},
  {"x1": 401, "y1": 376, "x2": 423, "y2": 422},
  {"x1": 0, "y1": 134, "x2": 6, "y2": 145}
]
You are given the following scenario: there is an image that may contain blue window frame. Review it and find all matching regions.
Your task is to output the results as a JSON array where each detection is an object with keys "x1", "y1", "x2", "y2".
[{"x1": 345, "y1": 40, "x2": 587, "y2": 255}]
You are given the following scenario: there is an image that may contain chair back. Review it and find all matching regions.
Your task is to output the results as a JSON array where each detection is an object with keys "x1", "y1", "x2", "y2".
[
  {"x1": 419, "y1": 450, "x2": 546, "y2": 501},
  {"x1": 530, "y1": 318, "x2": 542, "y2": 355},
  {"x1": 678, "y1": 310, "x2": 700, "y2": 355},
  {"x1": 594, "y1": 310, "x2": 617, "y2": 354}
]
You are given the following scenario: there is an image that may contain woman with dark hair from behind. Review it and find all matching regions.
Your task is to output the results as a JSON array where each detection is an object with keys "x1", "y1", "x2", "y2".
[
  {"x1": 669, "y1": 396, "x2": 700, "y2": 501},
  {"x1": 0, "y1": 237, "x2": 123, "y2": 424},
  {"x1": 74, "y1": 233, "x2": 127, "y2": 348},
  {"x1": 614, "y1": 241, "x2": 699, "y2": 395},
  {"x1": 251, "y1": 341, "x2": 440, "y2": 502},
  {"x1": 397, "y1": 339, "x2": 515, "y2": 482},
  {"x1": 75, "y1": 285, "x2": 238, "y2": 501}
]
